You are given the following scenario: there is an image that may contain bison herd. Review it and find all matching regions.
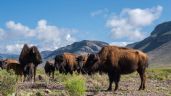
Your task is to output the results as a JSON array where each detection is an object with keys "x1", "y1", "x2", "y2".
[{"x1": 0, "y1": 44, "x2": 149, "y2": 91}]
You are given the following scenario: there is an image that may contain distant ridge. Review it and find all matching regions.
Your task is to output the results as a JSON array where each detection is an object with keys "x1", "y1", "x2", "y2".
[
  {"x1": 43, "y1": 40, "x2": 109, "y2": 59},
  {"x1": 127, "y1": 21, "x2": 171, "y2": 66}
]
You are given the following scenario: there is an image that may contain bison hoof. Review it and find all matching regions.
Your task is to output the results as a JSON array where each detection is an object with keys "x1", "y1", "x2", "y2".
[
  {"x1": 107, "y1": 88, "x2": 112, "y2": 91},
  {"x1": 138, "y1": 87, "x2": 143, "y2": 90},
  {"x1": 139, "y1": 87, "x2": 145, "y2": 90}
]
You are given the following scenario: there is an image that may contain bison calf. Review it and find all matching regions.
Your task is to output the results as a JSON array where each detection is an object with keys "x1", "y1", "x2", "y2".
[{"x1": 44, "y1": 61, "x2": 55, "y2": 79}]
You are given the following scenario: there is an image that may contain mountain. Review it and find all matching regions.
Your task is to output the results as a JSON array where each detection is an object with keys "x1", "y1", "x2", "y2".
[
  {"x1": 127, "y1": 21, "x2": 171, "y2": 66},
  {"x1": 44, "y1": 40, "x2": 109, "y2": 59},
  {"x1": 41, "y1": 50, "x2": 53, "y2": 59},
  {"x1": 0, "y1": 53, "x2": 19, "y2": 60}
]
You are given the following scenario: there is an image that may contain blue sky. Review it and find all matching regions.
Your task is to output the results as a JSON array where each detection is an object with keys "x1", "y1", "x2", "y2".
[{"x1": 0, "y1": 0, "x2": 171, "y2": 54}]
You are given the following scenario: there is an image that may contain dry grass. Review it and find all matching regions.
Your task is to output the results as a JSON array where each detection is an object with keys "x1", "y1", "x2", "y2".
[{"x1": 1, "y1": 67, "x2": 171, "y2": 96}]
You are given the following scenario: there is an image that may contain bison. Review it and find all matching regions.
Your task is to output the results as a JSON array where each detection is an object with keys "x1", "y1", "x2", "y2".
[
  {"x1": 19, "y1": 44, "x2": 42, "y2": 82},
  {"x1": 54, "y1": 54, "x2": 65, "y2": 73},
  {"x1": 44, "y1": 61, "x2": 55, "y2": 79},
  {"x1": 2, "y1": 59, "x2": 23, "y2": 80},
  {"x1": 76, "y1": 54, "x2": 89, "y2": 74},
  {"x1": 0, "y1": 60, "x2": 5, "y2": 69},
  {"x1": 81, "y1": 46, "x2": 148, "y2": 91},
  {"x1": 54, "y1": 53, "x2": 79, "y2": 74}
]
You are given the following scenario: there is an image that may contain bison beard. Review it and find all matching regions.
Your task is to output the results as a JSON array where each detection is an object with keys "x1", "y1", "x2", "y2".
[{"x1": 83, "y1": 46, "x2": 148, "y2": 91}]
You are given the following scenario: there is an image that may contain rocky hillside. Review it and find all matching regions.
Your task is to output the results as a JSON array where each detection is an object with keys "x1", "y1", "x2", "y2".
[
  {"x1": 127, "y1": 21, "x2": 171, "y2": 66},
  {"x1": 43, "y1": 40, "x2": 109, "y2": 59}
]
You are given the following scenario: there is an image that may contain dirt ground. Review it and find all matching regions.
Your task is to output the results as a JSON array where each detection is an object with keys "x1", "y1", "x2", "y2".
[{"x1": 15, "y1": 71, "x2": 171, "y2": 96}]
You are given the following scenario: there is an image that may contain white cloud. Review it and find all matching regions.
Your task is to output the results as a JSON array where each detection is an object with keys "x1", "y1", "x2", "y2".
[
  {"x1": 0, "y1": 28, "x2": 5, "y2": 39},
  {"x1": 110, "y1": 41, "x2": 132, "y2": 47},
  {"x1": 5, "y1": 43, "x2": 35, "y2": 54},
  {"x1": 35, "y1": 19, "x2": 77, "y2": 51},
  {"x1": 0, "y1": 19, "x2": 77, "y2": 54},
  {"x1": 106, "y1": 5, "x2": 163, "y2": 41},
  {"x1": 6, "y1": 21, "x2": 35, "y2": 37},
  {"x1": 5, "y1": 44, "x2": 24, "y2": 54},
  {"x1": 91, "y1": 8, "x2": 109, "y2": 17}
]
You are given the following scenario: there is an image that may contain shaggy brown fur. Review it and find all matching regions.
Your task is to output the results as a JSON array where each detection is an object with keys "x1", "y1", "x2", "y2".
[
  {"x1": 62, "y1": 53, "x2": 78, "y2": 74},
  {"x1": 55, "y1": 53, "x2": 78, "y2": 74},
  {"x1": 44, "y1": 61, "x2": 55, "y2": 79},
  {"x1": 3, "y1": 59, "x2": 23, "y2": 76},
  {"x1": 84, "y1": 46, "x2": 148, "y2": 91}
]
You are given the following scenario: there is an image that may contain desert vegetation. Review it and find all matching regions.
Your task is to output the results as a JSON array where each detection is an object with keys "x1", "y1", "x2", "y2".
[{"x1": 0, "y1": 67, "x2": 171, "y2": 96}]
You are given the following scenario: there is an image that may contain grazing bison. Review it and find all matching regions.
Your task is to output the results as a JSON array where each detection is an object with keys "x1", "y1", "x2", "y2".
[
  {"x1": 82, "y1": 46, "x2": 148, "y2": 91},
  {"x1": 19, "y1": 44, "x2": 42, "y2": 82},
  {"x1": 54, "y1": 54, "x2": 64, "y2": 73},
  {"x1": 54, "y1": 53, "x2": 78, "y2": 74},
  {"x1": 3, "y1": 59, "x2": 23, "y2": 76},
  {"x1": 44, "y1": 61, "x2": 55, "y2": 79},
  {"x1": 76, "y1": 54, "x2": 88, "y2": 73}
]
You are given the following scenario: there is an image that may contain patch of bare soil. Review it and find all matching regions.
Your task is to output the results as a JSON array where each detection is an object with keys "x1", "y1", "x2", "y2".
[{"x1": 86, "y1": 77, "x2": 171, "y2": 96}]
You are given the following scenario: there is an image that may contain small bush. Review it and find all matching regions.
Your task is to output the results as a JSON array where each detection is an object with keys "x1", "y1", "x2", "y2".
[
  {"x1": 0, "y1": 70, "x2": 17, "y2": 95},
  {"x1": 65, "y1": 74, "x2": 86, "y2": 96}
]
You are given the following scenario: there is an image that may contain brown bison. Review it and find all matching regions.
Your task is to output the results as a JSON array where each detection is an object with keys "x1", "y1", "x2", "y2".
[
  {"x1": 54, "y1": 53, "x2": 79, "y2": 74},
  {"x1": 3, "y1": 59, "x2": 23, "y2": 76},
  {"x1": 44, "y1": 61, "x2": 55, "y2": 79},
  {"x1": 81, "y1": 46, "x2": 148, "y2": 91},
  {"x1": 19, "y1": 44, "x2": 42, "y2": 82},
  {"x1": 54, "y1": 54, "x2": 64, "y2": 73}
]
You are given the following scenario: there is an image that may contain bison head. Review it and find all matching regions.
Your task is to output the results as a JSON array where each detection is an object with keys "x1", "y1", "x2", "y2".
[
  {"x1": 54, "y1": 54, "x2": 65, "y2": 72},
  {"x1": 76, "y1": 55, "x2": 85, "y2": 70},
  {"x1": 29, "y1": 46, "x2": 42, "y2": 65},
  {"x1": 83, "y1": 54, "x2": 100, "y2": 75}
]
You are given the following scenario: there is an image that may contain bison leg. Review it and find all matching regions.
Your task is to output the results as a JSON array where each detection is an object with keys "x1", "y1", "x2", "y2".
[
  {"x1": 33, "y1": 66, "x2": 36, "y2": 82},
  {"x1": 52, "y1": 71, "x2": 54, "y2": 79},
  {"x1": 114, "y1": 74, "x2": 120, "y2": 91},
  {"x1": 69, "y1": 70, "x2": 73, "y2": 74},
  {"x1": 48, "y1": 72, "x2": 51, "y2": 77},
  {"x1": 137, "y1": 68, "x2": 146, "y2": 90},
  {"x1": 107, "y1": 73, "x2": 114, "y2": 91},
  {"x1": 142, "y1": 73, "x2": 146, "y2": 90},
  {"x1": 23, "y1": 73, "x2": 26, "y2": 82}
]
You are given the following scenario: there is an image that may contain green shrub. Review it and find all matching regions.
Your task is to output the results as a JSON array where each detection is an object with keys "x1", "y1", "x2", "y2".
[
  {"x1": 35, "y1": 92, "x2": 44, "y2": 96},
  {"x1": 0, "y1": 70, "x2": 17, "y2": 95},
  {"x1": 65, "y1": 74, "x2": 86, "y2": 96}
]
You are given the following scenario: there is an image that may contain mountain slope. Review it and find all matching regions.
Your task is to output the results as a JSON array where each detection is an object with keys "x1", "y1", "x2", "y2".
[
  {"x1": 148, "y1": 40, "x2": 171, "y2": 66},
  {"x1": 45, "y1": 40, "x2": 109, "y2": 59},
  {"x1": 127, "y1": 21, "x2": 171, "y2": 52},
  {"x1": 0, "y1": 53, "x2": 19, "y2": 60},
  {"x1": 127, "y1": 21, "x2": 171, "y2": 66}
]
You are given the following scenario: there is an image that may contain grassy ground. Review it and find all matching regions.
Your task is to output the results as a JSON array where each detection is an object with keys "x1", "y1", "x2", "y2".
[{"x1": 0, "y1": 67, "x2": 171, "y2": 96}]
